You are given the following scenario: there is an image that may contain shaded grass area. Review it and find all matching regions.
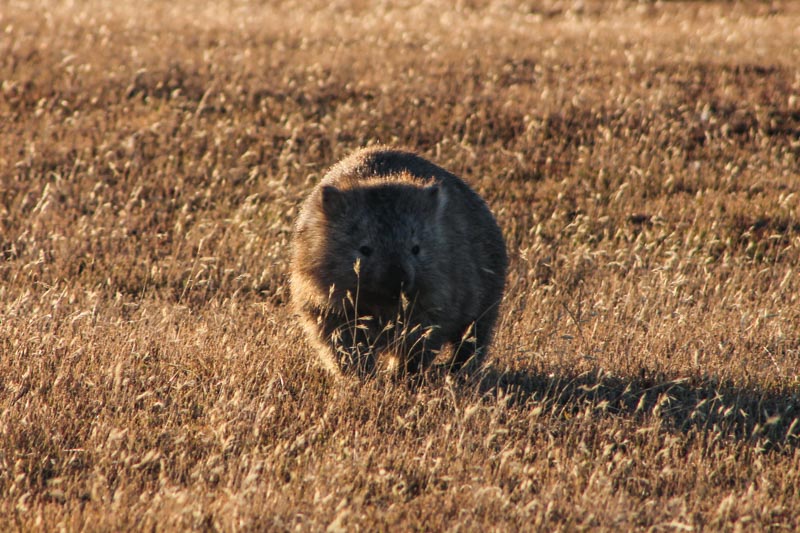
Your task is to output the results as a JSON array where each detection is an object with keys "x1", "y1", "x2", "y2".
[{"x1": 480, "y1": 367, "x2": 800, "y2": 452}]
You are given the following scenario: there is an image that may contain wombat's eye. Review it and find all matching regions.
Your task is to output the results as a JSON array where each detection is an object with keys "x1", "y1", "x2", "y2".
[
  {"x1": 411, "y1": 245, "x2": 420, "y2": 255},
  {"x1": 359, "y1": 246, "x2": 373, "y2": 257}
]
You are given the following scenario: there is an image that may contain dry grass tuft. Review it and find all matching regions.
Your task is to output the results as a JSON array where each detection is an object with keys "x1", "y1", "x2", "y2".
[{"x1": 2, "y1": 1, "x2": 799, "y2": 530}]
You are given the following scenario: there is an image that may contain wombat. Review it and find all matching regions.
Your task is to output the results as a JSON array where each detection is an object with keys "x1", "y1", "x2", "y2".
[{"x1": 290, "y1": 147, "x2": 507, "y2": 376}]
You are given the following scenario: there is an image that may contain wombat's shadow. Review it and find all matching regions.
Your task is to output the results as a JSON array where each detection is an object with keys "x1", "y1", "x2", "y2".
[{"x1": 464, "y1": 364, "x2": 800, "y2": 451}]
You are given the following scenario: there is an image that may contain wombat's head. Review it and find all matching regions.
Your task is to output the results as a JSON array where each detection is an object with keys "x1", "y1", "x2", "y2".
[{"x1": 304, "y1": 179, "x2": 446, "y2": 312}]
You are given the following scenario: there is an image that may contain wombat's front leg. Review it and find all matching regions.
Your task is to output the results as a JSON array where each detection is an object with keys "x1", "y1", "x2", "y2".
[
  {"x1": 329, "y1": 324, "x2": 378, "y2": 375},
  {"x1": 447, "y1": 307, "x2": 500, "y2": 373},
  {"x1": 397, "y1": 324, "x2": 443, "y2": 374},
  {"x1": 309, "y1": 309, "x2": 379, "y2": 376},
  {"x1": 403, "y1": 348, "x2": 439, "y2": 374}
]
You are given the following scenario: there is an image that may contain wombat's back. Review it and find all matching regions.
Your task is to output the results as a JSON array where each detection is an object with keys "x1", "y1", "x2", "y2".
[{"x1": 324, "y1": 147, "x2": 460, "y2": 184}]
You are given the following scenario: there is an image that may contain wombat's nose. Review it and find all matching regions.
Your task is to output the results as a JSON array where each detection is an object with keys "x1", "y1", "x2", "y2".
[{"x1": 384, "y1": 264, "x2": 410, "y2": 293}]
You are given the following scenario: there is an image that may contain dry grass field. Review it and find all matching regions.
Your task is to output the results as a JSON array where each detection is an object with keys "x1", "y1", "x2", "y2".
[{"x1": 2, "y1": 0, "x2": 800, "y2": 530}]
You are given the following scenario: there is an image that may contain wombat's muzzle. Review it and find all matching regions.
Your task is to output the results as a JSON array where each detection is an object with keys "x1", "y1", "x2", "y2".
[
  {"x1": 362, "y1": 263, "x2": 415, "y2": 305},
  {"x1": 384, "y1": 263, "x2": 414, "y2": 295}
]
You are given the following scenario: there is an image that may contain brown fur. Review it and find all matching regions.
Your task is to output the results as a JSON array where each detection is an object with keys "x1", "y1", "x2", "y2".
[{"x1": 290, "y1": 147, "x2": 507, "y2": 376}]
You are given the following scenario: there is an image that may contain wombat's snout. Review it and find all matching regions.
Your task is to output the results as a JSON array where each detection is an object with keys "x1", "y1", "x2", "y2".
[{"x1": 383, "y1": 263, "x2": 414, "y2": 296}]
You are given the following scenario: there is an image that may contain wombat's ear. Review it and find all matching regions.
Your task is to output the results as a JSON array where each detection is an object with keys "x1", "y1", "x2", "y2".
[
  {"x1": 424, "y1": 184, "x2": 447, "y2": 217},
  {"x1": 320, "y1": 186, "x2": 347, "y2": 218}
]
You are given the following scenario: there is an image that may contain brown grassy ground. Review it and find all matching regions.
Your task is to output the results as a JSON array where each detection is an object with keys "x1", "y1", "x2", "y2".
[{"x1": 2, "y1": 0, "x2": 800, "y2": 530}]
